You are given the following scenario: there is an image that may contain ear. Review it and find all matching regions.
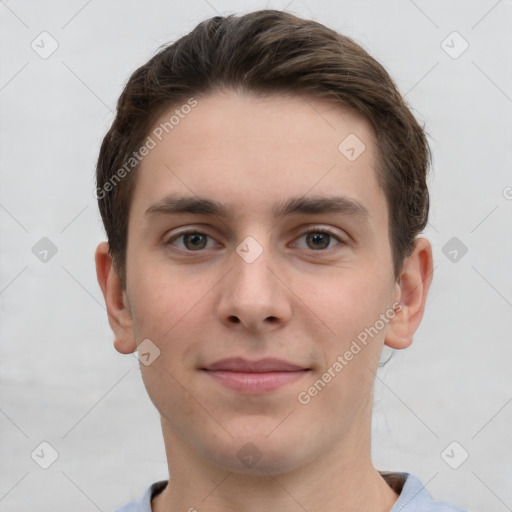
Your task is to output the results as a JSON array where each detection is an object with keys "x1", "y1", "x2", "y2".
[
  {"x1": 95, "y1": 242, "x2": 137, "y2": 354},
  {"x1": 384, "y1": 237, "x2": 433, "y2": 350}
]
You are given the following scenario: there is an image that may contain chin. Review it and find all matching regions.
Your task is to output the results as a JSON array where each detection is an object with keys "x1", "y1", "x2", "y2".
[
  {"x1": 213, "y1": 450, "x2": 306, "y2": 476},
  {"x1": 204, "y1": 431, "x2": 310, "y2": 476}
]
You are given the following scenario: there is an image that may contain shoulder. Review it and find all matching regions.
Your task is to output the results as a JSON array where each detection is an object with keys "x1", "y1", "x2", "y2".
[
  {"x1": 113, "y1": 481, "x2": 168, "y2": 512},
  {"x1": 388, "y1": 472, "x2": 470, "y2": 512}
]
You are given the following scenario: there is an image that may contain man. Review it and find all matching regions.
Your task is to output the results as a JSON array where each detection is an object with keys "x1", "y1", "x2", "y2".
[{"x1": 95, "y1": 9, "x2": 467, "y2": 511}]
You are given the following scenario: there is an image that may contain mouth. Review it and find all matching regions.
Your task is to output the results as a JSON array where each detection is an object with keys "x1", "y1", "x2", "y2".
[{"x1": 200, "y1": 357, "x2": 310, "y2": 394}]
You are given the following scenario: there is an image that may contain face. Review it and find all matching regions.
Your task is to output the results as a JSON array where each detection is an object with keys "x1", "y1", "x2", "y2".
[{"x1": 119, "y1": 90, "x2": 404, "y2": 474}]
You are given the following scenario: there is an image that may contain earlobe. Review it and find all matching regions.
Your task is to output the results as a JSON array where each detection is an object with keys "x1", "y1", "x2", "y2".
[
  {"x1": 95, "y1": 242, "x2": 137, "y2": 355},
  {"x1": 384, "y1": 237, "x2": 433, "y2": 350}
]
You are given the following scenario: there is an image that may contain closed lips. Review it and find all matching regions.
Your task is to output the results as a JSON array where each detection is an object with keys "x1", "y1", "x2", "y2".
[{"x1": 202, "y1": 357, "x2": 309, "y2": 372}]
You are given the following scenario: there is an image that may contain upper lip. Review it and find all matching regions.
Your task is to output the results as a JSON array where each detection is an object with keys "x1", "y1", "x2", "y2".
[{"x1": 202, "y1": 357, "x2": 307, "y2": 372}]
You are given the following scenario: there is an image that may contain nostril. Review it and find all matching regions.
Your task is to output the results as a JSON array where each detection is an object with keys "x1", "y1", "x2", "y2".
[{"x1": 228, "y1": 316, "x2": 240, "y2": 324}]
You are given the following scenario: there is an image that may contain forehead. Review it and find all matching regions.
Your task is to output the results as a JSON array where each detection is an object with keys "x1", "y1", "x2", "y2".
[
  {"x1": 130, "y1": 90, "x2": 385, "y2": 223},
  {"x1": 148, "y1": 90, "x2": 375, "y2": 163}
]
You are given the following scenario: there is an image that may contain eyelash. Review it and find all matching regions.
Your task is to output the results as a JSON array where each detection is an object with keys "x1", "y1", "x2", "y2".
[{"x1": 165, "y1": 226, "x2": 346, "y2": 252}]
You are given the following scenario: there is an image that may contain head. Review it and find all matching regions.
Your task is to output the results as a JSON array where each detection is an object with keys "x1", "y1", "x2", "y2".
[{"x1": 95, "y1": 10, "x2": 433, "y2": 475}]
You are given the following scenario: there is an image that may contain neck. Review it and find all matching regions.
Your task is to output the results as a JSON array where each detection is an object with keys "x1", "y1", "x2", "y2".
[{"x1": 152, "y1": 419, "x2": 399, "y2": 512}]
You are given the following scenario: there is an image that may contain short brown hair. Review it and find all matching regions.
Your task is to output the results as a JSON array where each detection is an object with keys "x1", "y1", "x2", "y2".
[{"x1": 96, "y1": 9, "x2": 431, "y2": 288}]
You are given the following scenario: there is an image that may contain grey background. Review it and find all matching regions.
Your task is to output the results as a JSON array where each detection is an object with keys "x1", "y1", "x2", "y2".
[{"x1": 1, "y1": 0, "x2": 511, "y2": 510}]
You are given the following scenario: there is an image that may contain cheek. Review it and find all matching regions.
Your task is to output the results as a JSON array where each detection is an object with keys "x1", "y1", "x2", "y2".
[
  {"x1": 304, "y1": 268, "x2": 394, "y2": 404},
  {"x1": 314, "y1": 267, "x2": 394, "y2": 338},
  {"x1": 127, "y1": 254, "x2": 196, "y2": 334},
  {"x1": 127, "y1": 268, "x2": 215, "y2": 373}
]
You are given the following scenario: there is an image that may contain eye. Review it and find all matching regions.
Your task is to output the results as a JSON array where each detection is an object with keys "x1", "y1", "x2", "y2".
[
  {"x1": 293, "y1": 228, "x2": 345, "y2": 251},
  {"x1": 166, "y1": 230, "x2": 218, "y2": 251},
  {"x1": 165, "y1": 227, "x2": 345, "y2": 253}
]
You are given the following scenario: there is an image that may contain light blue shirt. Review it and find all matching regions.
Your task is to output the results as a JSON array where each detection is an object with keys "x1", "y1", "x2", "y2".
[{"x1": 114, "y1": 473, "x2": 469, "y2": 511}]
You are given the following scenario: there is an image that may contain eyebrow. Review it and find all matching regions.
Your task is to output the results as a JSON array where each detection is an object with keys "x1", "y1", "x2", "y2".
[{"x1": 144, "y1": 194, "x2": 370, "y2": 221}]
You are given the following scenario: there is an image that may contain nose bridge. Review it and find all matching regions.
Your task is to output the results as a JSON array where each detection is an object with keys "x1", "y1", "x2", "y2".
[{"x1": 232, "y1": 233, "x2": 276, "y2": 302}]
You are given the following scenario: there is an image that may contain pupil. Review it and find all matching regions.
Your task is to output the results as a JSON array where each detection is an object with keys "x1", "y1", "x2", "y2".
[
  {"x1": 308, "y1": 233, "x2": 329, "y2": 250},
  {"x1": 184, "y1": 233, "x2": 206, "y2": 250}
]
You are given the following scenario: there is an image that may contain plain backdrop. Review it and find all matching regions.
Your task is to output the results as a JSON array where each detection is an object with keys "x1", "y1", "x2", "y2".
[{"x1": 1, "y1": 0, "x2": 511, "y2": 510}]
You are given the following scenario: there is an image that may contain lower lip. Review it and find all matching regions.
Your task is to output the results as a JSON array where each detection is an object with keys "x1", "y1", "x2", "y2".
[{"x1": 203, "y1": 370, "x2": 309, "y2": 394}]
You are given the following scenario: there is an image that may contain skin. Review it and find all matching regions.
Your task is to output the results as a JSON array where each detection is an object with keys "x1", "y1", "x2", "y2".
[{"x1": 96, "y1": 89, "x2": 433, "y2": 512}]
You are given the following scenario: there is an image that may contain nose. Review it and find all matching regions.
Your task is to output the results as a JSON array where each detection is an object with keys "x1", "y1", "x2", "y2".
[{"x1": 215, "y1": 237, "x2": 292, "y2": 333}]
